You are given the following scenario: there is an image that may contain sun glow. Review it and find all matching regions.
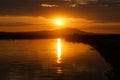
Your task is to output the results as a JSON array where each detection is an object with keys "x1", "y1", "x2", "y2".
[
  {"x1": 57, "y1": 38, "x2": 62, "y2": 63},
  {"x1": 56, "y1": 19, "x2": 62, "y2": 26}
]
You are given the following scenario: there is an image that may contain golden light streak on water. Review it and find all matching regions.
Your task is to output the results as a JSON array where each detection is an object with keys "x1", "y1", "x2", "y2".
[{"x1": 57, "y1": 38, "x2": 62, "y2": 64}]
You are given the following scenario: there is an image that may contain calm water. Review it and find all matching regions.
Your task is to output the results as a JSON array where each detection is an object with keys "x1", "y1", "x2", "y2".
[{"x1": 0, "y1": 39, "x2": 110, "y2": 80}]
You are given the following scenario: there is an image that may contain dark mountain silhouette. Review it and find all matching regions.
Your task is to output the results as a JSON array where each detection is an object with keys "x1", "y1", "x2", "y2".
[{"x1": 0, "y1": 28, "x2": 89, "y2": 39}]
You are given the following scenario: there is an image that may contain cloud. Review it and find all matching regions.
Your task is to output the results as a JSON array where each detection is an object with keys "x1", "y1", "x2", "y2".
[
  {"x1": 0, "y1": 22, "x2": 44, "y2": 27},
  {"x1": 41, "y1": 4, "x2": 58, "y2": 7},
  {"x1": 0, "y1": 0, "x2": 120, "y2": 22}
]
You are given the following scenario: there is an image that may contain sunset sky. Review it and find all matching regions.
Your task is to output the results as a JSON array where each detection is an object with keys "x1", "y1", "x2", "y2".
[{"x1": 0, "y1": 0, "x2": 120, "y2": 34}]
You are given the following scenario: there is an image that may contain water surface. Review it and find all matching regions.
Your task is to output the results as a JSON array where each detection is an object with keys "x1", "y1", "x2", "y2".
[{"x1": 0, "y1": 39, "x2": 110, "y2": 80}]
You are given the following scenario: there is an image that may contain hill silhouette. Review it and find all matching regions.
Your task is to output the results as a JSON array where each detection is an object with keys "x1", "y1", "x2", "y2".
[{"x1": 0, "y1": 28, "x2": 89, "y2": 39}]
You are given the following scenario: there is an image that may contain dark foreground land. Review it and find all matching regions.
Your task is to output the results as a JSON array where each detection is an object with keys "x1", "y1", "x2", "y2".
[
  {"x1": 65, "y1": 34, "x2": 120, "y2": 80},
  {"x1": 0, "y1": 31, "x2": 120, "y2": 80}
]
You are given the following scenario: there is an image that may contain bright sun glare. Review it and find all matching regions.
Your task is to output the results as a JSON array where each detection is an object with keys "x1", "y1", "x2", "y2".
[
  {"x1": 56, "y1": 19, "x2": 62, "y2": 26},
  {"x1": 57, "y1": 38, "x2": 61, "y2": 63}
]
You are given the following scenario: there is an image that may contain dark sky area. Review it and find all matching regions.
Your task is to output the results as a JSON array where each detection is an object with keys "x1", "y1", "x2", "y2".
[{"x1": 0, "y1": 0, "x2": 120, "y2": 22}]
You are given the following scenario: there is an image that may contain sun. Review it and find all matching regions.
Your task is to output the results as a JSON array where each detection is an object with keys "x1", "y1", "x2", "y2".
[{"x1": 56, "y1": 19, "x2": 62, "y2": 26}]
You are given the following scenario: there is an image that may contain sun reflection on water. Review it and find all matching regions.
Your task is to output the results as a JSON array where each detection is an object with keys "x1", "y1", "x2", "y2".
[{"x1": 57, "y1": 38, "x2": 62, "y2": 64}]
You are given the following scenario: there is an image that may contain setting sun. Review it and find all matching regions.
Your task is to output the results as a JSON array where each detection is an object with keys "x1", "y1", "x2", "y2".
[{"x1": 56, "y1": 19, "x2": 62, "y2": 26}]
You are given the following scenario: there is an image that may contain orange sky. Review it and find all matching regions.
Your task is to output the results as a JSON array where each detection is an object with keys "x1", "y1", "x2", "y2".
[{"x1": 0, "y1": 16, "x2": 120, "y2": 34}]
